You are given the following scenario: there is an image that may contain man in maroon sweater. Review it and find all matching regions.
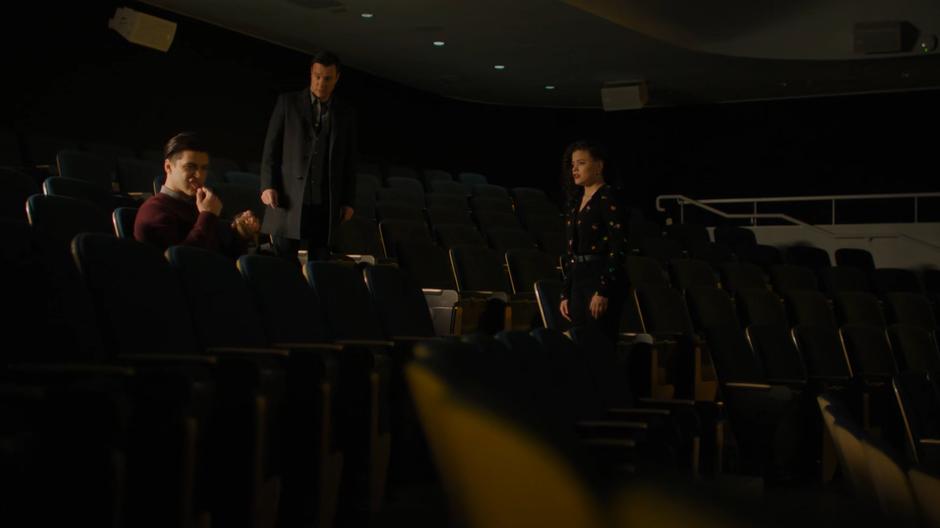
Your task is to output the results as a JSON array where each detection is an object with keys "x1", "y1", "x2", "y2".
[{"x1": 135, "y1": 132, "x2": 260, "y2": 257}]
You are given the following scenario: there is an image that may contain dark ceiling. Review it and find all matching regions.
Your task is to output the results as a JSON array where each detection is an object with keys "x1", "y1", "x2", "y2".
[{"x1": 143, "y1": 0, "x2": 940, "y2": 108}]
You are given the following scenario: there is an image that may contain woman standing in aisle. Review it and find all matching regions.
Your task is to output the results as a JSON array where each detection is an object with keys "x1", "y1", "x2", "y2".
[{"x1": 558, "y1": 140, "x2": 627, "y2": 344}]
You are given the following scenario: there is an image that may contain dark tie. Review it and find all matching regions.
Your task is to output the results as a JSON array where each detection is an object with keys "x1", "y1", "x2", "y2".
[{"x1": 313, "y1": 99, "x2": 322, "y2": 134}]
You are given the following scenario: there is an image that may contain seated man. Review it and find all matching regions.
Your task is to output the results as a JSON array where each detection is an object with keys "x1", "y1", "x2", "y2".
[{"x1": 135, "y1": 132, "x2": 260, "y2": 257}]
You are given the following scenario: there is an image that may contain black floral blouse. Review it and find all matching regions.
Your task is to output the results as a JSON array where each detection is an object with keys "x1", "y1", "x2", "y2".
[{"x1": 560, "y1": 184, "x2": 626, "y2": 300}]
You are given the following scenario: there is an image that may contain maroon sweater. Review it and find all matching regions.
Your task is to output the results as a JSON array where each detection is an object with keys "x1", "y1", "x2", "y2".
[{"x1": 134, "y1": 192, "x2": 246, "y2": 257}]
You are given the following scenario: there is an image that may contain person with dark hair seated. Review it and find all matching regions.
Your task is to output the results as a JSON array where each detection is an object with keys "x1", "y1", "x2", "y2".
[
  {"x1": 559, "y1": 139, "x2": 627, "y2": 344},
  {"x1": 134, "y1": 132, "x2": 260, "y2": 257}
]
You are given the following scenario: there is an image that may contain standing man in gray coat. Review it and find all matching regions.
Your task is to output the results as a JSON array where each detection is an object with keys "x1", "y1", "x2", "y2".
[{"x1": 260, "y1": 50, "x2": 357, "y2": 261}]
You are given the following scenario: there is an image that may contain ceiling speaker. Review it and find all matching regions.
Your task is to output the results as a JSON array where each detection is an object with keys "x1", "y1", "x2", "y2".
[
  {"x1": 109, "y1": 7, "x2": 177, "y2": 52},
  {"x1": 601, "y1": 81, "x2": 648, "y2": 111},
  {"x1": 854, "y1": 21, "x2": 918, "y2": 54}
]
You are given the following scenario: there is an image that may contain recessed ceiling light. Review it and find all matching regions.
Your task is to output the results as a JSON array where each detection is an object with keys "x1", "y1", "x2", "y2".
[
  {"x1": 360, "y1": 12, "x2": 373, "y2": 18},
  {"x1": 433, "y1": 41, "x2": 445, "y2": 47},
  {"x1": 494, "y1": 64, "x2": 506, "y2": 70},
  {"x1": 544, "y1": 85, "x2": 556, "y2": 90}
]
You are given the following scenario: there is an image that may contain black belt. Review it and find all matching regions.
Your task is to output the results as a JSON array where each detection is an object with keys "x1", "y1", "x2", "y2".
[{"x1": 573, "y1": 254, "x2": 603, "y2": 263}]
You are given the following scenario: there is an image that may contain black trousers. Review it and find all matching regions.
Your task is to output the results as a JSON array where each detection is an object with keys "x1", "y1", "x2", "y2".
[
  {"x1": 271, "y1": 204, "x2": 330, "y2": 262},
  {"x1": 567, "y1": 260, "x2": 625, "y2": 344}
]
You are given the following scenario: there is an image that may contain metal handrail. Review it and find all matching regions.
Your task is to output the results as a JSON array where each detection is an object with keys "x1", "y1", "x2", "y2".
[
  {"x1": 655, "y1": 193, "x2": 940, "y2": 251},
  {"x1": 694, "y1": 192, "x2": 940, "y2": 204},
  {"x1": 655, "y1": 194, "x2": 836, "y2": 235},
  {"x1": 660, "y1": 192, "x2": 940, "y2": 225}
]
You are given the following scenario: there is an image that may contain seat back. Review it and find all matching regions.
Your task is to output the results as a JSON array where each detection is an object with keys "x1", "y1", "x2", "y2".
[
  {"x1": 421, "y1": 169, "x2": 453, "y2": 188},
  {"x1": 735, "y1": 289, "x2": 788, "y2": 327},
  {"x1": 703, "y1": 324, "x2": 766, "y2": 383},
  {"x1": 223, "y1": 171, "x2": 261, "y2": 188},
  {"x1": 713, "y1": 225, "x2": 756, "y2": 253},
  {"x1": 364, "y1": 264, "x2": 435, "y2": 338},
  {"x1": 784, "y1": 290, "x2": 837, "y2": 329},
  {"x1": 435, "y1": 224, "x2": 487, "y2": 249},
  {"x1": 470, "y1": 183, "x2": 507, "y2": 199},
  {"x1": 43, "y1": 176, "x2": 115, "y2": 212},
  {"x1": 449, "y1": 246, "x2": 511, "y2": 293},
  {"x1": 485, "y1": 228, "x2": 536, "y2": 253},
  {"x1": 839, "y1": 324, "x2": 898, "y2": 379},
  {"x1": 639, "y1": 237, "x2": 684, "y2": 266},
  {"x1": 834, "y1": 291, "x2": 886, "y2": 327},
  {"x1": 237, "y1": 254, "x2": 330, "y2": 343},
  {"x1": 626, "y1": 256, "x2": 670, "y2": 288},
  {"x1": 386, "y1": 165, "x2": 420, "y2": 181},
  {"x1": 745, "y1": 323, "x2": 807, "y2": 382},
  {"x1": 534, "y1": 279, "x2": 570, "y2": 332},
  {"x1": 791, "y1": 324, "x2": 852, "y2": 381},
  {"x1": 470, "y1": 195, "x2": 514, "y2": 214},
  {"x1": 668, "y1": 258, "x2": 719, "y2": 291},
  {"x1": 885, "y1": 293, "x2": 938, "y2": 332},
  {"x1": 887, "y1": 324, "x2": 940, "y2": 373},
  {"x1": 871, "y1": 268, "x2": 924, "y2": 295},
  {"x1": 664, "y1": 223, "x2": 710, "y2": 249},
  {"x1": 166, "y1": 245, "x2": 268, "y2": 349},
  {"x1": 330, "y1": 216, "x2": 383, "y2": 257},
  {"x1": 56, "y1": 149, "x2": 114, "y2": 190},
  {"x1": 474, "y1": 210, "x2": 521, "y2": 231},
  {"x1": 425, "y1": 192, "x2": 469, "y2": 210},
  {"x1": 379, "y1": 219, "x2": 433, "y2": 258},
  {"x1": 457, "y1": 172, "x2": 488, "y2": 186},
  {"x1": 820, "y1": 266, "x2": 871, "y2": 295},
  {"x1": 71, "y1": 233, "x2": 200, "y2": 357},
  {"x1": 116, "y1": 158, "x2": 163, "y2": 194},
  {"x1": 376, "y1": 200, "x2": 425, "y2": 222},
  {"x1": 211, "y1": 182, "x2": 263, "y2": 221},
  {"x1": 719, "y1": 261, "x2": 768, "y2": 294},
  {"x1": 769, "y1": 264, "x2": 819, "y2": 295},
  {"x1": 305, "y1": 261, "x2": 386, "y2": 340},
  {"x1": 892, "y1": 371, "x2": 940, "y2": 466},
  {"x1": 633, "y1": 286, "x2": 695, "y2": 335},
  {"x1": 386, "y1": 176, "x2": 426, "y2": 197},
  {"x1": 835, "y1": 248, "x2": 876, "y2": 273},
  {"x1": 112, "y1": 206, "x2": 138, "y2": 239},
  {"x1": 506, "y1": 249, "x2": 559, "y2": 295},
  {"x1": 27, "y1": 194, "x2": 113, "y2": 271},
  {"x1": 428, "y1": 180, "x2": 468, "y2": 196},
  {"x1": 736, "y1": 244, "x2": 783, "y2": 270},
  {"x1": 397, "y1": 241, "x2": 458, "y2": 290},
  {"x1": 426, "y1": 206, "x2": 473, "y2": 227},
  {"x1": 535, "y1": 230, "x2": 566, "y2": 257},
  {"x1": 785, "y1": 245, "x2": 831, "y2": 271},
  {"x1": 687, "y1": 240, "x2": 736, "y2": 268},
  {"x1": 685, "y1": 286, "x2": 740, "y2": 332},
  {"x1": 377, "y1": 188, "x2": 424, "y2": 209}
]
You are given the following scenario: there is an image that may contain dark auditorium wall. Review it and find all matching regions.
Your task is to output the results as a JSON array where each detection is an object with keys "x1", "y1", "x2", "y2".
[{"x1": 4, "y1": 1, "x2": 939, "y2": 214}]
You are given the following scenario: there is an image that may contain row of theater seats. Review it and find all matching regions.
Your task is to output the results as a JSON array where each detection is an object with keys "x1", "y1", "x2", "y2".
[
  {"x1": 5, "y1": 157, "x2": 566, "y2": 337},
  {"x1": 404, "y1": 332, "x2": 940, "y2": 527},
  {"x1": 3, "y1": 172, "x2": 936, "y2": 524},
  {"x1": 0, "y1": 130, "x2": 489, "y2": 199},
  {"x1": 3, "y1": 203, "x2": 489, "y2": 526},
  {"x1": 347, "y1": 174, "x2": 566, "y2": 253},
  {"x1": 356, "y1": 163, "x2": 490, "y2": 189},
  {"x1": 26, "y1": 167, "x2": 940, "y2": 343},
  {"x1": 532, "y1": 249, "x2": 940, "y2": 483},
  {"x1": 28, "y1": 192, "x2": 562, "y2": 336}
]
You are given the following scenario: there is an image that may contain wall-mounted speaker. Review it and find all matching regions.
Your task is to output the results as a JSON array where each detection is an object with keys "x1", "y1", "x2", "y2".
[
  {"x1": 108, "y1": 7, "x2": 177, "y2": 52},
  {"x1": 600, "y1": 81, "x2": 648, "y2": 111},
  {"x1": 854, "y1": 21, "x2": 918, "y2": 54}
]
